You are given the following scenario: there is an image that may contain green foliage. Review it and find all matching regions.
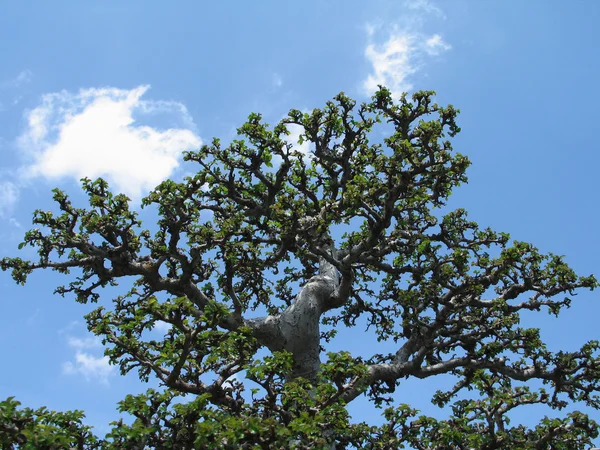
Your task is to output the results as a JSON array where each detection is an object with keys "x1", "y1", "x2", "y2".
[
  {"x1": 0, "y1": 397, "x2": 99, "y2": 449},
  {"x1": 1, "y1": 87, "x2": 599, "y2": 448}
]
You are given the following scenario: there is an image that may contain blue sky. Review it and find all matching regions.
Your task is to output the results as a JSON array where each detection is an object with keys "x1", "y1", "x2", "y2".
[{"x1": 1, "y1": 0, "x2": 599, "y2": 438}]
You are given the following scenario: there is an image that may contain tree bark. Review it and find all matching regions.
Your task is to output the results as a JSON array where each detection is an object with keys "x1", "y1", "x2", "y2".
[{"x1": 246, "y1": 244, "x2": 341, "y2": 381}]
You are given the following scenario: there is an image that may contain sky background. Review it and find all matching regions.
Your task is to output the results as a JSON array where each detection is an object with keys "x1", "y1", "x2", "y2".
[{"x1": 1, "y1": 0, "x2": 599, "y2": 440}]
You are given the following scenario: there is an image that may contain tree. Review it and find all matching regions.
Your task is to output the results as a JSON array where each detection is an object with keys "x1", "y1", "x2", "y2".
[{"x1": 1, "y1": 87, "x2": 599, "y2": 449}]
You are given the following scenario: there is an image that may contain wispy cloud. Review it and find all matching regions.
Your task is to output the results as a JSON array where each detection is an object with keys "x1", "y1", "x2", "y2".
[
  {"x1": 362, "y1": 0, "x2": 451, "y2": 98},
  {"x1": 0, "y1": 181, "x2": 18, "y2": 218},
  {"x1": 272, "y1": 73, "x2": 283, "y2": 89},
  {"x1": 12, "y1": 70, "x2": 33, "y2": 87},
  {"x1": 58, "y1": 320, "x2": 80, "y2": 335},
  {"x1": 403, "y1": 0, "x2": 445, "y2": 19},
  {"x1": 424, "y1": 34, "x2": 451, "y2": 55},
  {"x1": 0, "y1": 72, "x2": 28, "y2": 222},
  {"x1": 67, "y1": 335, "x2": 103, "y2": 349},
  {"x1": 63, "y1": 333, "x2": 113, "y2": 384},
  {"x1": 363, "y1": 32, "x2": 418, "y2": 96},
  {"x1": 63, "y1": 352, "x2": 114, "y2": 385},
  {"x1": 26, "y1": 308, "x2": 41, "y2": 326},
  {"x1": 0, "y1": 70, "x2": 33, "y2": 89},
  {"x1": 0, "y1": 70, "x2": 33, "y2": 112},
  {"x1": 18, "y1": 85, "x2": 202, "y2": 200}
]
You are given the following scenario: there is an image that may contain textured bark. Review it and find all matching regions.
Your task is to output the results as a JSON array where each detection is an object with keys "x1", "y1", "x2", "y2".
[{"x1": 247, "y1": 248, "x2": 341, "y2": 381}]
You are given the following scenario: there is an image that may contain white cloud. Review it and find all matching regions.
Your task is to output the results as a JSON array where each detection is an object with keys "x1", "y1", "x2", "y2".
[
  {"x1": 12, "y1": 70, "x2": 33, "y2": 87},
  {"x1": 259, "y1": 121, "x2": 314, "y2": 169},
  {"x1": 63, "y1": 333, "x2": 112, "y2": 384},
  {"x1": 63, "y1": 351, "x2": 114, "y2": 385},
  {"x1": 363, "y1": 29, "x2": 451, "y2": 98},
  {"x1": 0, "y1": 181, "x2": 18, "y2": 218},
  {"x1": 67, "y1": 335, "x2": 103, "y2": 349},
  {"x1": 403, "y1": 0, "x2": 445, "y2": 19},
  {"x1": 8, "y1": 218, "x2": 21, "y2": 228},
  {"x1": 362, "y1": 0, "x2": 451, "y2": 99},
  {"x1": 0, "y1": 70, "x2": 33, "y2": 111},
  {"x1": 364, "y1": 33, "x2": 417, "y2": 96},
  {"x1": 18, "y1": 85, "x2": 202, "y2": 200},
  {"x1": 284, "y1": 123, "x2": 312, "y2": 157},
  {"x1": 424, "y1": 34, "x2": 451, "y2": 55},
  {"x1": 154, "y1": 320, "x2": 172, "y2": 333},
  {"x1": 365, "y1": 22, "x2": 378, "y2": 38}
]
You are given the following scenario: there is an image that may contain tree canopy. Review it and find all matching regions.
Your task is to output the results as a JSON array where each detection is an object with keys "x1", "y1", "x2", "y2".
[{"x1": 2, "y1": 87, "x2": 599, "y2": 449}]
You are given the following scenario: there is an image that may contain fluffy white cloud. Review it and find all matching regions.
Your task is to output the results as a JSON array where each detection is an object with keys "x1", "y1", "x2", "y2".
[
  {"x1": 362, "y1": 1, "x2": 451, "y2": 99},
  {"x1": 284, "y1": 124, "x2": 312, "y2": 157},
  {"x1": 62, "y1": 333, "x2": 113, "y2": 384},
  {"x1": 364, "y1": 33, "x2": 417, "y2": 96},
  {"x1": 154, "y1": 320, "x2": 172, "y2": 333},
  {"x1": 19, "y1": 85, "x2": 201, "y2": 200},
  {"x1": 63, "y1": 352, "x2": 114, "y2": 385},
  {"x1": 270, "y1": 121, "x2": 314, "y2": 167},
  {"x1": 363, "y1": 30, "x2": 451, "y2": 98},
  {"x1": 0, "y1": 181, "x2": 18, "y2": 218}
]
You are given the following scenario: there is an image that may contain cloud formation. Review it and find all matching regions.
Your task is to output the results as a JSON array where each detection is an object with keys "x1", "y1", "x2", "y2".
[
  {"x1": 0, "y1": 70, "x2": 33, "y2": 112},
  {"x1": 154, "y1": 320, "x2": 172, "y2": 333},
  {"x1": 0, "y1": 181, "x2": 18, "y2": 218},
  {"x1": 63, "y1": 334, "x2": 113, "y2": 384},
  {"x1": 362, "y1": 1, "x2": 451, "y2": 98},
  {"x1": 67, "y1": 335, "x2": 103, "y2": 349},
  {"x1": 11, "y1": 70, "x2": 33, "y2": 87},
  {"x1": 0, "y1": 70, "x2": 33, "y2": 90},
  {"x1": 284, "y1": 124, "x2": 312, "y2": 157},
  {"x1": 19, "y1": 85, "x2": 201, "y2": 200},
  {"x1": 404, "y1": 0, "x2": 445, "y2": 19},
  {"x1": 63, "y1": 352, "x2": 114, "y2": 385},
  {"x1": 363, "y1": 32, "x2": 417, "y2": 96},
  {"x1": 424, "y1": 34, "x2": 452, "y2": 55}
]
